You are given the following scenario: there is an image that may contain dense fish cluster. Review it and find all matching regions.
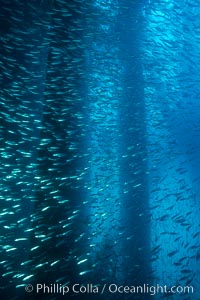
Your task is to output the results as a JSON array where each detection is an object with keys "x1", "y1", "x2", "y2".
[
  {"x1": 0, "y1": 0, "x2": 199, "y2": 299},
  {"x1": 0, "y1": 0, "x2": 89, "y2": 298}
]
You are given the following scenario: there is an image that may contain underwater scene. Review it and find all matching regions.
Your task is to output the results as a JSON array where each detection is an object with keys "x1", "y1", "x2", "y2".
[{"x1": 0, "y1": 0, "x2": 200, "y2": 299}]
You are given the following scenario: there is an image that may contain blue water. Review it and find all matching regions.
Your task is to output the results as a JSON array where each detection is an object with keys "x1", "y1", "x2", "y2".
[{"x1": 0, "y1": 0, "x2": 199, "y2": 299}]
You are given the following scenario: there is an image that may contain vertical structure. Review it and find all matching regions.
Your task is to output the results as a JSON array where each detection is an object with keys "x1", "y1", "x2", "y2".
[
  {"x1": 84, "y1": 0, "x2": 124, "y2": 283},
  {"x1": 118, "y1": 1, "x2": 150, "y2": 292}
]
